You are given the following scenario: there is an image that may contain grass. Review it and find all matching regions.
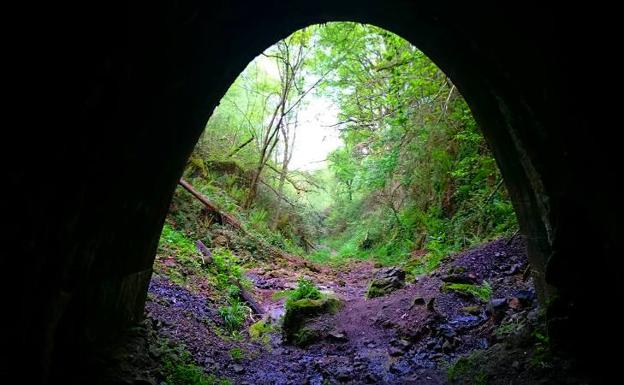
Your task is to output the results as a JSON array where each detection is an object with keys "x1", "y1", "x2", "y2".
[
  {"x1": 219, "y1": 298, "x2": 249, "y2": 333},
  {"x1": 442, "y1": 281, "x2": 492, "y2": 302}
]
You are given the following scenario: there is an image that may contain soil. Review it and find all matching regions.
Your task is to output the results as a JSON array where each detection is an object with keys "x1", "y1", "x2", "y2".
[{"x1": 100, "y1": 236, "x2": 588, "y2": 385}]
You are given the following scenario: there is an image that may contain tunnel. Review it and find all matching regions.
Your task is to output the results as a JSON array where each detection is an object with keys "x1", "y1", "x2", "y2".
[{"x1": 6, "y1": 1, "x2": 620, "y2": 383}]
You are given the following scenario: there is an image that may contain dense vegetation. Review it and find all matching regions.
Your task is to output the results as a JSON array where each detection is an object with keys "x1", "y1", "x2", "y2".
[
  {"x1": 155, "y1": 23, "x2": 518, "y2": 348},
  {"x1": 140, "y1": 23, "x2": 566, "y2": 385},
  {"x1": 170, "y1": 22, "x2": 516, "y2": 273}
]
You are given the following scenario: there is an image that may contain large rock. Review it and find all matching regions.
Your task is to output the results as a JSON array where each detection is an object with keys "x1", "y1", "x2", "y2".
[
  {"x1": 366, "y1": 267, "x2": 406, "y2": 298},
  {"x1": 282, "y1": 297, "x2": 341, "y2": 346}
]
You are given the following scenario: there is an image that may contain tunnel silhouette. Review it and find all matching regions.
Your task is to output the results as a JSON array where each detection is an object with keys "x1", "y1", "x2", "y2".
[{"x1": 9, "y1": 1, "x2": 619, "y2": 383}]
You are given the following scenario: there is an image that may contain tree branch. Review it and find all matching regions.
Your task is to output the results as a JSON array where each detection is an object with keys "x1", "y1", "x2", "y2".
[{"x1": 227, "y1": 135, "x2": 255, "y2": 158}]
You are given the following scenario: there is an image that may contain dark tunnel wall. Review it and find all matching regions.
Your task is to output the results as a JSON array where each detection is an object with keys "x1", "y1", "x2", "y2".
[{"x1": 5, "y1": 0, "x2": 620, "y2": 383}]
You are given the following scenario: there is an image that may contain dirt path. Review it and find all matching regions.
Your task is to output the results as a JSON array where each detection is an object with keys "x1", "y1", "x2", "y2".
[{"x1": 139, "y1": 236, "x2": 543, "y2": 385}]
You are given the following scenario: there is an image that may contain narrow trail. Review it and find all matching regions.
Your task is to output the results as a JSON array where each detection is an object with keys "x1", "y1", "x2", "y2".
[{"x1": 141, "y1": 236, "x2": 541, "y2": 385}]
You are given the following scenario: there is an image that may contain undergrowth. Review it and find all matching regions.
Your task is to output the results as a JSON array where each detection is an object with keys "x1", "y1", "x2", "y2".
[
  {"x1": 285, "y1": 277, "x2": 321, "y2": 308},
  {"x1": 160, "y1": 340, "x2": 232, "y2": 385},
  {"x1": 446, "y1": 350, "x2": 488, "y2": 384}
]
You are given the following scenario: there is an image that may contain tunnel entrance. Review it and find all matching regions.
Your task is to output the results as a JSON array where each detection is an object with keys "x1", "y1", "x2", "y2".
[
  {"x1": 14, "y1": 2, "x2": 619, "y2": 384},
  {"x1": 129, "y1": 23, "x2": 544, "y2": 385}
]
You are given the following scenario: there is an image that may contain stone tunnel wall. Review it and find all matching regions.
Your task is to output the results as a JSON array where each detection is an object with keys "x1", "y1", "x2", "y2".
[{"x1": 6, "y1": 0, "x2": 620, "y2": 383}]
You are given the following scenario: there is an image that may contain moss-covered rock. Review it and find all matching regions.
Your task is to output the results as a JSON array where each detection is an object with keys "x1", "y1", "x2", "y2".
[
  {"x1": 366, "y1": 267, "x2": 406, "y2": 299},
  {"x1": 462, "y1": 306, "x2": 482, "y2": 315},
  {"x1": 282, "y1": 296, "x2": 341, "y2": 346}
]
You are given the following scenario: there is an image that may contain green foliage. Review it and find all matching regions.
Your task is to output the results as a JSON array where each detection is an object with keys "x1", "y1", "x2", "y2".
[
  {"x1": 228, "y1": 347, "x2": 244, "y2": 362},
  {"x1": 311, "y1": 22, "x2": 517, "y2": 268},
  {"x1": 157, "y1": 223, "x2": 203, "y2": 285},
  {"x1": 218, "y1": 298, "x2": 249, "y2": 333},
  {"x1": 446, "y1": 351, "x2": 488, "y2": 384},
  {"x1": 285, "y1": 278, "x2": 322, "y2": 309},
  {"x1": 159, "y1": 223, "x2": 199, "y2": 264},
  {"x1": 531, "y1": 323, "x2": 552, "y2": 368},
  {"x1": 167, "y1": 21, "x2": 518, "y2": 278},
  {"x1": 248, "y1": 319, "x2": 276, "y2": 345},
  {"x1": 160, "y1": 340, "x2": 232, "y2": 385},
  {"x1": 442, "y1": 281, "x2": 493, "y2": 302},
  {"x1": 211, "y1": 248, "x2": 245, "y2": 291},
  {"x1": 165, "y1": 363, "x2": 232, "y2": 385},
  {"x1": 305, "y1": 248, "x2": 339, "y2": 265},
  {"x1": 247, "y1": 208, "x2": 269, "y2": 231}
]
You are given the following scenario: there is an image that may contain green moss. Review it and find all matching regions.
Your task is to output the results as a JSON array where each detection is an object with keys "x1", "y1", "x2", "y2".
[
  {"x1": 248, "y1": 319, "x2": 276, "y2": 345},
  {"x1": 365, "y1": 274, "x2": 405, "y2": 299},
  {"x1": 365, "y1": 284, "x2": 387, "y2": 299},
  {"x1": 442, "y1": 281, "x2": 492, "y2": 302},
  {"x1": 282, "y1": 295, "x2": 341, "y2": 346},
  {"x1": 160, "y1": 340, "x2": 232, "y2": 385},
  {"x1": 461, "y1": 306, "x2": 481, "y2": 315},
  {"x1": 284, "y1": 278, "x2": 321, "y2": 308},
  {"x1": 293, "y1": 327, "x2": 322, "y2": 346},
  {"x1": 229, "y1": 347, "x2": 244, "y2": 361},
  {"x1": 446, "y1": 351, "x2": 488, "y2": 384},
  {"x1": 271, "y1": 289, "x2": 295, "y2": 300}
]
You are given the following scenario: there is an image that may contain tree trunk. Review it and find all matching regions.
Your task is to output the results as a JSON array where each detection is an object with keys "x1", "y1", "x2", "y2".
[{"x1": 271, "y1": 124, "x2": 290, "y2": 230}]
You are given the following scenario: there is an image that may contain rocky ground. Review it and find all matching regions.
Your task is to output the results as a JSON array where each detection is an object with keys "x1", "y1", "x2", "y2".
[{"x1": 98, "y1": 236, "x2": 589, "y2": 385}]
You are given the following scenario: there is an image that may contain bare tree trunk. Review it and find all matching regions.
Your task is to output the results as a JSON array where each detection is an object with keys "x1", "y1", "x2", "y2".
[{"x1": 271, "y1": 110, "x2": 298, "y2": 230}]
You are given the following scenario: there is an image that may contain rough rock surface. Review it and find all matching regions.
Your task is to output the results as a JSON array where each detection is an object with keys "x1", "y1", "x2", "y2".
[{"x1": 366, "y1": 266, "x2": 406, "y2": 298}]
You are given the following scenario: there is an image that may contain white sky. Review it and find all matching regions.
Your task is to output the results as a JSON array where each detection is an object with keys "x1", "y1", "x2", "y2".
[
  {"x1": 257, "y1": 55, "x2": 342, "y2": 171},
  {"x1": 290, "y1": 96, "x2": 342, "y2": 170}
]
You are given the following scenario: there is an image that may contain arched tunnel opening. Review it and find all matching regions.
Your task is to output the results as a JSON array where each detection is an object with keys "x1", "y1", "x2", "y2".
[
  {"x1": 7, "y1": 1, "x2": 620, "y2": 384},
  {"x1": 139, "y1": 21, "x2": 531, "y2": 385}
]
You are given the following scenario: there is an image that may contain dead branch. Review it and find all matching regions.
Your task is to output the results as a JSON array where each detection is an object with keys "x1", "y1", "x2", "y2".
[{"x1": 227, "y1": 135, "x2": 255, "y2": 158}]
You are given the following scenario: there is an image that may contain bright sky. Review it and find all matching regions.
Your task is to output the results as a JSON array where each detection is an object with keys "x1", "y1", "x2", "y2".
[
  {"x1": 257, "y1": 56, "x2": 342, "y2": 171},
  {"x1": 290, "y1": 96, "x2": 342, "y2": 170}
]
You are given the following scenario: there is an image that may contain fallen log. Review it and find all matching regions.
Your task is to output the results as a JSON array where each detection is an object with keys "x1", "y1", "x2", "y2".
[
  {"x1": 179, "y1": 178, "x2": 320, "y2": 271},
  {"x1": 232, "y1": 278, "x2": 264, "y2": 315},
  {"x1": 178, "y1": 178, "x2": 241, "y2": 230}
]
